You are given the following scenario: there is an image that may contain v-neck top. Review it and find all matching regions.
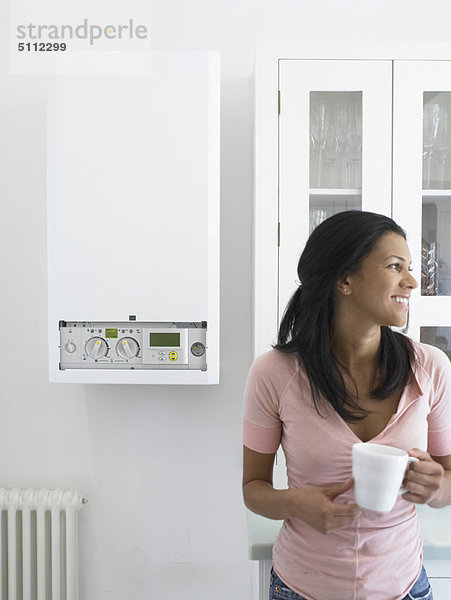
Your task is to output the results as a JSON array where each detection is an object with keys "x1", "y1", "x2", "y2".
[{"x1": 243, "y1": 340, "x2": 451, "y2": 600}]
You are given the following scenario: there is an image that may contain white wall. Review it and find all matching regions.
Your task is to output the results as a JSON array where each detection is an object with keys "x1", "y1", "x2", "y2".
[{"x1": 1, "y1": 0, "x2": 451, "y2": 598}]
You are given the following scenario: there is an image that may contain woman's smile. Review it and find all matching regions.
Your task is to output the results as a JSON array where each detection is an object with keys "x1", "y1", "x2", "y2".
[{"x1": 392, "y1": 295, "x2": 410, "y2": 311}]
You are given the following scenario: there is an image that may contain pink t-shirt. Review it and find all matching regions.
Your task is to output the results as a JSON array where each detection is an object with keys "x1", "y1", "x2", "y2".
[{"x1": 243, "y1": 340, "x2": 451, "y2": 600}]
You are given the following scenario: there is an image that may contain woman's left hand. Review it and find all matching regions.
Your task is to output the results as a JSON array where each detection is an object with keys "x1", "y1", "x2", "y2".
[{"x1": 402, "y1": 448, "x2": 445, "y2": 505}]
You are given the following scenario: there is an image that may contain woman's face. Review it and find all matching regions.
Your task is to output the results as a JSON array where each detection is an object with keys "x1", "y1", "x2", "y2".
[{"x1": 341, "y1": 232, "x2": 418, "y2": 328}]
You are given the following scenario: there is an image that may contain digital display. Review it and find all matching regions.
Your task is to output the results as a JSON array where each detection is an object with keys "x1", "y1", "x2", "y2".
[
  {"x1": 149, "y1": 332, "x2": 180, "y2": 347},
  {"x1": 105, "y1": 328, "x2": 118, "y2": 338}
]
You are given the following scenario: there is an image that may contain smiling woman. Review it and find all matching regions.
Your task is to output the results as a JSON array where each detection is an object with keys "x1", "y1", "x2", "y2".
[
  {"x1": 334, "y1": 231, "x2": 417, "y2": 332},
  {"x1": 242, "y1": 211, "x2": 451, "y2": 600},
  {"x1": 275, "y1": 211, "x2": 417, "y2": 423}
]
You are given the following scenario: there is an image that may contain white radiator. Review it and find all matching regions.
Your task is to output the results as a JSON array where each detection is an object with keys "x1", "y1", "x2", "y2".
[{"x1": 0, "y1": 489, "x2": 86, "y2": 600}]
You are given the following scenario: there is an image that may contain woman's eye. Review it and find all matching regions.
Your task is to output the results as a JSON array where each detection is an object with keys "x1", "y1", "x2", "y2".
[{"x1": 388, "y1": 263, "x2": 414, "y2": 273}]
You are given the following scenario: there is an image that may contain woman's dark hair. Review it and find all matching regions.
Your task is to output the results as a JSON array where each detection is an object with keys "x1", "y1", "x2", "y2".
[{"x1": 274, "y1": 210, "x2": 416, "y2": 422}]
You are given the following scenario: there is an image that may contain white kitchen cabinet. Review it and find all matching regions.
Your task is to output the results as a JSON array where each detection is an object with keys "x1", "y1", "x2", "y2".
[
  {"x1": 254, "y1": 42, "x2": 451, "y2": 355},
  {"x1": 252, "y1": 41, "x2": 451, "y2": 596}
]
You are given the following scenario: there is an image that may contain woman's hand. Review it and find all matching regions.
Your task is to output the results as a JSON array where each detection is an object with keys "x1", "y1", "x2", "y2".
[
  {"x1": 288, "y1": 477, "x2": 360, "y2": 534},
  {"x1": 402, "y1": 448, "x2": 445, "y2": 505},
  {"x1": 243, "y1": 447, "x2": 360, "y2": 531}
]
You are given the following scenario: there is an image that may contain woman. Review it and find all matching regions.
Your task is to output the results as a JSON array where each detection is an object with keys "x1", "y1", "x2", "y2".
[{"x1": 242, "y1": 211, "x2": 451, "y2": 600}]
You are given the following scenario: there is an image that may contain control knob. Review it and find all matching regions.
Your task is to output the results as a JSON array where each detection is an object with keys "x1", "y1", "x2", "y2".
[
  {"x1": 116, "y1": 337, "x2": 140, "y2": 359},
  {"x1": 85, "y1": 337, "x2": 108, "y2": 359}
]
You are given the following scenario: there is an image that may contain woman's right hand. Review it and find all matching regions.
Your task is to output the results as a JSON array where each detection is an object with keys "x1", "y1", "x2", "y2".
[
  {"x1": 286, "y1": 477, "x2": 361, "y2": 534},
  {"x1": 243, "y1": 447, "x2": 360, "y2": 534}
]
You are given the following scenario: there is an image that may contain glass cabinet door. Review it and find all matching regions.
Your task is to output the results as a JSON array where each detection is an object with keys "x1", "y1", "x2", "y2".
[
  {"x1": 393, "y1": 61, "x2": 451, "y2": 346},
  {"x1": 278, "y1": 60, "x2": 392, "y2": 316}
]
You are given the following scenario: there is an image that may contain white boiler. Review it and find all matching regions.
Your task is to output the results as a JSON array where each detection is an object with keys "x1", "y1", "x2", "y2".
[{"x1": 47, "y1": 51, "x2": 220, "y2": 384}]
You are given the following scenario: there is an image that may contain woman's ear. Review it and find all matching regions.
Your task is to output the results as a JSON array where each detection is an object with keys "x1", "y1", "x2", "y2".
[{"x1": 337, "y1": 276, "x2": 351, "y2": 295}]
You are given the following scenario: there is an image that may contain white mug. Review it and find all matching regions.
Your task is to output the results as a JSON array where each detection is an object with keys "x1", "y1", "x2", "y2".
[{"x1": 352, "y1": 443, "x2": 419, "y2": 512}]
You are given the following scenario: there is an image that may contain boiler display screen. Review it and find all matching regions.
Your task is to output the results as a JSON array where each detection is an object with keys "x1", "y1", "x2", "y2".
[
  {"x1": 149, "y1": 332, "x2": 180, "y2": 347},
  {"x1": 105, "y1": 328, "x2": 118, "y2": 338}
]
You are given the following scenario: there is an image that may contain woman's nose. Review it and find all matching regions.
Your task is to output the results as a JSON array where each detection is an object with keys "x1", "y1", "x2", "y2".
[{"x1": 403, "y1": 272, "x2": 418, "y2": 289}]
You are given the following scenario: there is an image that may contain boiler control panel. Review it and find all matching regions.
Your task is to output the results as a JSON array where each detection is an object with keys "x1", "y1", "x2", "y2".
[{"x1": 59, "y1": 321, "x2": 207, "y2": 371}]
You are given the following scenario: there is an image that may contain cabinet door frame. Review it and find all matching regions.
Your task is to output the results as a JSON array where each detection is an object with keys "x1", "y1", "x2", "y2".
[
  {"x1": 278, "y1": 59, "x2": 392, "y2": 321},
  {"x1": 393, "y1": 60, "x2": 451, "y2": 340}
]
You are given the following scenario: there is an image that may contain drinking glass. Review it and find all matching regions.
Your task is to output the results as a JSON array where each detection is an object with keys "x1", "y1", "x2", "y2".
[
  {"x1": 334, "y1": 103, "x2": 351, "y2": 188},
  {"x1": 433, "y1": 108, "x2": 449, "y2": 188},
  {"x1": 421, "y1": 240, "x2": 439, "y2": 296},
  {"x1": 310, "y1": 101, "x2": 324, "y2": 188},
  {"x1": 320, "y1": 105, "x2": 339, "y2": 188},
  {"x1": 423, "y1": 103, "x2": 442, "y2": 189},
  {"x1": 310, "y1": 209, "x2": 331, "y2": 233},
  {"x1": 346, "y1": 104, "x2": 362, "y2": 189}
]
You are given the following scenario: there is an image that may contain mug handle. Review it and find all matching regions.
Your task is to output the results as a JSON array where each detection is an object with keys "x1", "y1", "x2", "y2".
[{"x1": 399, "y1": 456, "x2": 420, "y2": 495}]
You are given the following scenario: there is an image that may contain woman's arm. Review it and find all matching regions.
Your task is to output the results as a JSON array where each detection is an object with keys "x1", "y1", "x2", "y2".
[
  {"x1": 403, "y1": 450, "x2": 451, "y2": 508},
  {"x1": 242, "y1": 445, "x2": 360, "y2": 534},
  {"x1": 430, "y1": 454, "x2": 451, "y2": 507}
]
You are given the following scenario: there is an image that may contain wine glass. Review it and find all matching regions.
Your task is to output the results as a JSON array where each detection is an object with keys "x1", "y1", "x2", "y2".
[
  {"x1": 334, "y1": 103, "x2": 351, "y2": 188},
  {"x1": 433, "y1": 108, "x2": 449, "y2": 188},
  {"x1": 310, "y1": 208, "x2": 331, "y2": 233},
  {"x1": 423, "y1": 103, "x2": 442, "y2": 189},
  {"x1": 310, "y1": 101, "x2": 327, "y2": 187},
  {"x1": 320, "y1": 104, "x2": 340, "y2": 188},
  {"x1": 346, "y1": 103, "x2": 362, "y2": 189}
]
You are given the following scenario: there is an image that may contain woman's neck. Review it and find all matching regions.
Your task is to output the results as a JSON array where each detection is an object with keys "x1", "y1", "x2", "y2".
[{"x1": 331, "y1": 318, "x2": 381, "y2": 372}]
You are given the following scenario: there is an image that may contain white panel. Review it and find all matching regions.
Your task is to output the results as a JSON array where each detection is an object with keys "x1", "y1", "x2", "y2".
[
  {"x1": 48, "y1": 52, "x2": 220, "y2": 383},
  {"x1": 253, "y1": 44, "x2": 280, "y2": 355},
  {"x1": 278, "y1": 60, "x2": 392, "y2": 317}
]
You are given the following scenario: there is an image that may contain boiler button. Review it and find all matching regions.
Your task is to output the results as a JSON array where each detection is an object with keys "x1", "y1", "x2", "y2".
[
  {"x1": 159, "y1": 357, "x2": 166, "y2": 361},
  {"x1": 64, "y1": 342, "x2": 76, "y2": 354},
  {"x1": 191, "y1": 342, "x2": 206, "y2": 357},
  {"x1": 169, "y1": 352, "x2": 178, "y2": 361}
]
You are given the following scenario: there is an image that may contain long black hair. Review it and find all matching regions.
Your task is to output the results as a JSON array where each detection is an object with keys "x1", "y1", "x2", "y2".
[{"x1": 274, "y1": 210, "x2": 416, "y2": 422}]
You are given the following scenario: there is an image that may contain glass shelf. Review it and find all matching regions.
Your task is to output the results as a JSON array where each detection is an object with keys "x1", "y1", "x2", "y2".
[
  {"x1": 422, "y1": 189, "x2": 451, "y2": 195},
  {"x1": 309, "y1": 188, "x2": 361, "y2": 196}
]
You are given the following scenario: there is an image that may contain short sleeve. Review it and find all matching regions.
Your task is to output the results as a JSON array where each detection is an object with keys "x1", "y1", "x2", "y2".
[
  {"x1": 426, "y1": 347, "x2": 451, "y2": 456},
  {"x1": 242, "y1": 351, "x2": 284, "y2": 454}
]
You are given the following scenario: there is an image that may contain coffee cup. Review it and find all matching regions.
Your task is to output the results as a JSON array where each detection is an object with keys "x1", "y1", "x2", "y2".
[{"x1": 352, "y1": 443, "x2": 419, "y2": 512}]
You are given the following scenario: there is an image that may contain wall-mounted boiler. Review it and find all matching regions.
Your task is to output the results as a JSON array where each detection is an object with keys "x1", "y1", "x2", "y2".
[{"x1": 47, "y1": 52, "x2": 220, "y2": 384}]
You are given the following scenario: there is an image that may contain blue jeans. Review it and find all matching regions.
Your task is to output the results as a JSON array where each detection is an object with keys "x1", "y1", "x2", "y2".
[{"x1": 269, "y1": 565, "x2": 433, "y2": 600}]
